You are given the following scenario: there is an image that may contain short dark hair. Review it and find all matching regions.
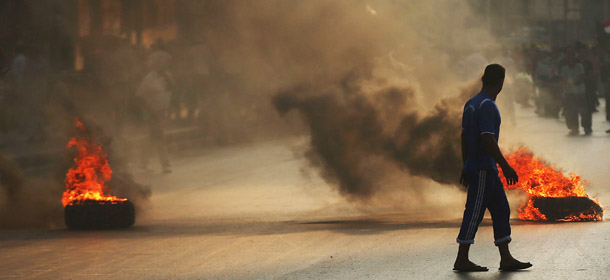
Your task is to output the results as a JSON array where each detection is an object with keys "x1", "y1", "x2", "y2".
[{"x1": 481, "y1": 64, "x2": 505, "y2": 86}]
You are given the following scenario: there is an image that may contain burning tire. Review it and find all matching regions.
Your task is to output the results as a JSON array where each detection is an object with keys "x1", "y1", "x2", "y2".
[
  {"x1": 62, "y1": 119, "x2": 135, "y2": 230},
  {"x1": 65, "y1": 200, "x2": 135, "y2": 229},
  {"x1": 531, "y1": 197, "x2": 603, "y2": 221}
]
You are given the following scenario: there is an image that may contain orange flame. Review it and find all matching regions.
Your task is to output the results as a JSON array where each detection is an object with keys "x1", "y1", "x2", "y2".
[
  {"x1": 499, "y1": 147, "x2": 603, "y2": 221},
  {"x1": 61, "y1": 118, "x2": 126, "y2": 207}
]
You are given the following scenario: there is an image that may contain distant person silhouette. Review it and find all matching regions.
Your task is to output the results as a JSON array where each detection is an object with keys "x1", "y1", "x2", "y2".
[
  {"x1": 453, "y1": 64, "x2": 532, "y2": 272},
  {"x1": 135, "y1": 50, "x2": 173, "y2": 174},
  {"x1": 561, "y1": 51, "x2": 590, "y2": 136}
]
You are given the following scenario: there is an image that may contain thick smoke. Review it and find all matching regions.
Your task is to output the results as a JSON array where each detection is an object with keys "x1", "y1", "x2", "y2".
[
  {"x1": 265, "y1": 1, "x2": 493, "y2": 199},
  {"x1": 172, "y1": 1, "x2": 493, "y2": 200},
  {"x1": 274, "y1": 78, "x2": 479, "y2": 199},
  {"x1": 172, "y1": 1, "x2": 495, "y2": 201},
  {"x1": 0, "y1": 0, "x2": 500, "y2": 225}
]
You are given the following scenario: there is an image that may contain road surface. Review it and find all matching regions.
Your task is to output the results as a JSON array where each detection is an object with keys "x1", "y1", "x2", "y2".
[{"x1": 1, "y1": 104, "x2": 609, "y2": 279}]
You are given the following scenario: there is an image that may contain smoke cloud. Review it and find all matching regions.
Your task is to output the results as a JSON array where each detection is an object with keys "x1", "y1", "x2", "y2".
[
  {"x1": 0, "y1": 0, "x2": 503, "y2": 226},
  {"x1": 274, "y1": 78, "x2": 479, "y2": 199},
  {"x1": 264, "y1": 1, "x2": 493, "y2": 199},
  {"x1": 172, "y1": 0, "x2": 494, "y2": 200}
]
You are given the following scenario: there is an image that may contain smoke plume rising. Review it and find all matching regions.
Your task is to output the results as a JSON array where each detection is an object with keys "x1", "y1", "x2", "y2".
[
  {"x1": 274, "y1": 78, "x2": 479, "y2": 199},
  {"x1": 0, "y1": 0, "x2": 502, "y2": 226},
  {"x1": 264, "y1": 1, "x2": 493, "y2": 200}
]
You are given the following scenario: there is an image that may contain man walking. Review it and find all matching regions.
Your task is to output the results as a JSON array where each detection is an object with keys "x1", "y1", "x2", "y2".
[{"x1": 453, "y1": 64, "x2": 532, "y2": 272}]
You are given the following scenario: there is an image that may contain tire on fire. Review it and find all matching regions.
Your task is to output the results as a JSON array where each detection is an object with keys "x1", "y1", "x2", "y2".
[
  {"x1": 65, "y1": 200, "x2": 135, "y2": 229},
  {"x1": 532, "y1": 197, "x2": 603, "y2": 221}
]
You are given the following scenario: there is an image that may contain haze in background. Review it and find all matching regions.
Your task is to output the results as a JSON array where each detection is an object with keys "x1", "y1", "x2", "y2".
[
  {"x1": 171, "y1": 1, "x2": 499, "y2": 209},
  {"x1": 0, "y1": 0, "x2": 512, "y2": 227}
]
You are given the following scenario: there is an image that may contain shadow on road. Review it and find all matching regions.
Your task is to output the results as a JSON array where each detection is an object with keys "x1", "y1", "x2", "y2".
[{"x1": 0, "y1": 216, "x2": 583, "y2": 249}]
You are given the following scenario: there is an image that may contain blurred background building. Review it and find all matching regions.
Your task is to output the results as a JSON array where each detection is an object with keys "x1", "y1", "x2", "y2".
[
  {"x1": 0, "y1": 0, "x2": 178, "y2": 72},
  {"x1": 5, "y1": 0, "x2": 610, "y2": 73},
  {"x1": 469, "y1": 0, "x2": 610, "y2": 48}
]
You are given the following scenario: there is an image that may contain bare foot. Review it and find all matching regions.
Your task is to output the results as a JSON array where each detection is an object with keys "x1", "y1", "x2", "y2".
[
  {"x1": 453, "y1": 259, "x2": 489, "y2": 272},
  {"x1": 499, "y1": 258, "x2": 532, "y2": 271}
]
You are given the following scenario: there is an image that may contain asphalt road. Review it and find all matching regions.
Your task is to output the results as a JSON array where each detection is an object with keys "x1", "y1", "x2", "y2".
[{"x1": 1, "y1": 104, "x2": 609, "y2": 279}]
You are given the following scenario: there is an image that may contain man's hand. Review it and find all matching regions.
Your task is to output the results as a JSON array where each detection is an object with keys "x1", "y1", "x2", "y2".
[
  {"x1": 480, "y1": 134, "x2": 519, "y2": 185},
  {"x1": 502, "y1": 165, "x2": 519, "y2": 185},
  {"x1": 460, "y1": 170, "x2": 469, "y2": 188}
]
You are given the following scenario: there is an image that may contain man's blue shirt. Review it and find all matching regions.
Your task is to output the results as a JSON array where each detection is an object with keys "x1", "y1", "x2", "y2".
[{"x1": 462, "y1": 91, "x2": 501, "y2": 172}]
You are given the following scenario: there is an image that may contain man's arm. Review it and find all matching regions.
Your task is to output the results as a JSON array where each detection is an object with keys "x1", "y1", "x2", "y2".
[{"x1": 480, "y1": 134, "x2": 518, "y2": 185}]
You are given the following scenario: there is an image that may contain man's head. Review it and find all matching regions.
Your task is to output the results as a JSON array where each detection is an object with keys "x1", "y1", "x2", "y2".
[{"x1": 481, "y1": 64, "x2": 505, "y2": 95}]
